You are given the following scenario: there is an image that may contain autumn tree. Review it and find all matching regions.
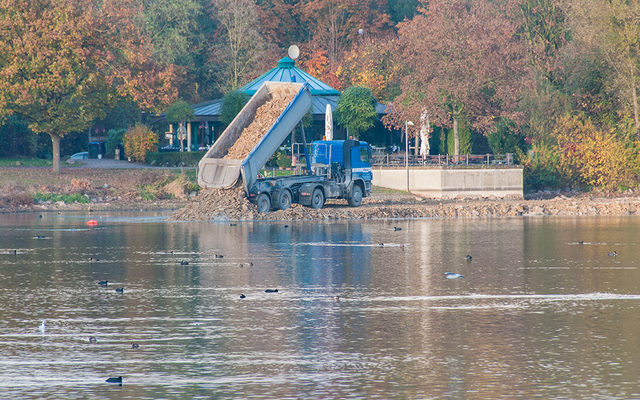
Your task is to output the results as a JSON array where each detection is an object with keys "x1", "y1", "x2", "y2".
[
  {"x1": 0, "y1": 0, "x2": 177, "y2": 173},
  {"x1": 302, "y1": 0, "x2": 391, "y2": 66},
  {"x1": 337, "y1": 35, "x2": 402, "y2": 101},
  {"x1": 568, "y1": 0, "x2": 640, "y2": 136},
  {"x1": 387, "y1": 0, "x2": 531, "y2": 157},
  {"x1": 211, "y1": 0, "x2": 268, "y2": 92}
]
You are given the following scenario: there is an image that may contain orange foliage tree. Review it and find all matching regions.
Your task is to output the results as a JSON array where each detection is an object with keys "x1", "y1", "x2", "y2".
[
  {"x1": 337, "y1": 36, "x2": 402, "y2": 102},
  {"x1": 0, "y1": 0, "x2": 177, "y2": 173}
]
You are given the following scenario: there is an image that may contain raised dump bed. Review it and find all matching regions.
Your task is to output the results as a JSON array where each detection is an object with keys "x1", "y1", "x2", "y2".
[{"x1": 197, "y1": 82, "x2": 312, "y2": 191}]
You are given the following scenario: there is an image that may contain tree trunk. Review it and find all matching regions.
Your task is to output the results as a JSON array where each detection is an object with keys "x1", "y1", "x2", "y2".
[
  {"x1": 50, "y1": 133, "x2": 61, "y2": 174},
  {"x1": 453, "y1": 115, "x2": 460, "y2": 159}
]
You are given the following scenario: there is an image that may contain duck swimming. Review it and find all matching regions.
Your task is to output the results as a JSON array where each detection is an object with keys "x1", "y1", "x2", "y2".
[
  {"x1": 105, "y1": 376, "x2": 122, "y2": 384},
  {"x1": 115, "y1": 287, "x2": 124, "y2": 294},
  {"x1": 98, "y1": 280, "x2": 108, "y2": 286},
  {"x1": 89, "y1": 336, "x2": 97, "y2": 344},
  {"x1": 240, "y1": 294, "x2": 246, "y2": 299},
  {"x1": 180, "y1": 260, "x2": 189, "y2": 266},
  {"x1": 445, "y1": 272, "x2": 464, "y2": 279},
  {"x1": 608, "y1": 251, "x2": 617, "y2": 257},
  {"x1": 131, "y1": 343, "x2": 140, "y2": 349},
  {"x1": 466, "y1": 255, "x2": 472, "y2": 261},
  {"x1": 265, "y1": 289, "x2": 278, "y2": 293}
]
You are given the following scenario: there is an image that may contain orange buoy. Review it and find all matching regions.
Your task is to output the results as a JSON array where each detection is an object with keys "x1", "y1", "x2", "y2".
[{"x1": 86, "y1": 219, "x2": 98, "y2": 226}]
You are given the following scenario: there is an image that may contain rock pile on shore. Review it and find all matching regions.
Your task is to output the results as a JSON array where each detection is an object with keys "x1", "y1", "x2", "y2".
[{"x1": 171, "y1": 189, "x2": 640, "y2": 221}]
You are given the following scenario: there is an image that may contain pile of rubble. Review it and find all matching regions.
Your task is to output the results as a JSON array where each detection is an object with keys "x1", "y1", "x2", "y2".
[
  {"x1": 224, "y1": 94, "x2": 296, "y2": 160},
  {"x1": 171, "y1": 189, "x2": 640, "y2": 221}
]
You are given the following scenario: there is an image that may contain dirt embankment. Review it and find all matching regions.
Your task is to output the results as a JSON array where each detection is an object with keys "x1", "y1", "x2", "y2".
[
  {"x1": 0, "y1": 167, "x2": 190, "y2": 212},
  {"x1": 171, "y1": 188, "x2": 640, "y2": 221}
]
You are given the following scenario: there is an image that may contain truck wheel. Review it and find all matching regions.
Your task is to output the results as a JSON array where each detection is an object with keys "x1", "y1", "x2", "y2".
[
  {"x1": 348, "y1": 184, "x2": 363, "y2": 207},
  {"x1": 310, "y1": 188, "x2": 325, "y2": 209},
  {"x1": 278, "y1": 190, "x2": 292, "y2": 210},
  {"x1": 256, "y1": 193, "x2": 271, "y2": 213}
]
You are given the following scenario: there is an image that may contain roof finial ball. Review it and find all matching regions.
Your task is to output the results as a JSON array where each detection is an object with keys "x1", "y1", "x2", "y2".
[
  {"x1": 288, "y1": 45, "x2": 300, "y2": 60},
  {"x1": 358, "y1": 28, "x2": 364, "y2": 36}
]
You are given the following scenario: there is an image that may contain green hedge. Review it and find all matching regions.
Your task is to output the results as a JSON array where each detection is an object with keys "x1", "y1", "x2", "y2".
[{"x1": 146, "y1": 151, "x2": 205, "y2": 167}]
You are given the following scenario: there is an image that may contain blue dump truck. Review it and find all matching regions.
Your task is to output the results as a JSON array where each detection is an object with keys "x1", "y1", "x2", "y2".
[{"x1": 197, "y1": 82, "x2": 372, "y2": 212}]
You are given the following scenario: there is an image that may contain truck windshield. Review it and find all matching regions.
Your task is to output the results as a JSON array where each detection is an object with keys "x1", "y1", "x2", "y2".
[{"x1": 360, "y1": 147, "x2": 371, "y2": 163}]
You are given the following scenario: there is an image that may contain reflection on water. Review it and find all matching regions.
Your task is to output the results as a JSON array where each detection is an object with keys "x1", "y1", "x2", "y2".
[{"x1": 1, "y1": 212, "x2": 640, "y2": 399}]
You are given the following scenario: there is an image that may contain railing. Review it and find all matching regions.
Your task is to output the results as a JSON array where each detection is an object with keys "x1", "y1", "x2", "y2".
[{"x1": 371, "y1": 152, "x2": 515, "y2": 167}]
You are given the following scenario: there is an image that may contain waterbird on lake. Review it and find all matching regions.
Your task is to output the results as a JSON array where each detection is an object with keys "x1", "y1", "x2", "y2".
[
  {"x1": 578, "y1": 241, "x2": 584, "y2": 245},
  {"x1": 466, "y1": 255, "x2": 472, "y2": 261},
  {"x1": 284, "y1": 225, "x2": 289, "y2": 228},
  {"x1": 35, "y1": 235, "x2": 45, "y2": 239},
  {"x1": 39, "y1": 320, "x2": 46, "y2": 334},
  {"x1": 229, "y1": 223, "x2": 237, "y2": 226},
  {"x1": 105, "y1": 376, "x2": 122, "y2": 385},
  {"x1": 131, "y1": 343, "x2": 139, "y2": 349},
  {"x1": 13, "y1": 250, "x2": 17, "y2": 255},
  {"x1": 215, "y1": 254, "x2": 224, "y2": 259},
  {"x1": 89, "y1": 336, "x2": 97, "y2": 344},
  {"x1": 240, "y1": 294, "x2": 246, "y2": 299},
  {"x1": 114, "y1": 287, "x2": 124, "y2": 294},
  {"x1": 379, "y1": 243, "x2": 384, "y2": 247},
  {"x1": 180, "y1": 260, "x2": 189, "y2": 266},
  {"x1": 98, "y1": 280, "x2": 108, "y2": 286},
  {"x1": 265, "y1": 289, "x2": 279, "y2": 293},
  {"x1": 394, "y1": 227, "x2": 402, "y2": 231},
  {"x1": 334, "y1": 296, "x2": 340, "y2": 302},
  {"x1": 608, "y1": 251, "x2": 617, "y2": 257},
  {"x1": 445, "y1": 272, "x2": 464, "y2": 279}
]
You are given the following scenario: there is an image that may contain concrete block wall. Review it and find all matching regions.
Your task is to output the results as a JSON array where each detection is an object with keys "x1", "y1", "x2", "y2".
[{"x1": 372, "y1": 166, "x2": 523, "y2": 199}]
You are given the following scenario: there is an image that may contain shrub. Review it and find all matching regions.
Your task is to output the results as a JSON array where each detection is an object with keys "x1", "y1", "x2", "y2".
[
  {"x1": 276, "y1": 150, "x2": 292, "y2": 169},
  {"x1": 554, "y1": 115, "x2": 636, "y2": 191},
  {"x1": 123, "y1": 124, "x2": 158, "y2": 162},
  {"x1": 145, "y1": 151, "x2": 205, "y2": 167},
  {"x1": 105, "y1": 129, "x2": 126, "y2": 158},
  {"x1": 34, "y1": 192, "x2": 89, "y2": 204}
]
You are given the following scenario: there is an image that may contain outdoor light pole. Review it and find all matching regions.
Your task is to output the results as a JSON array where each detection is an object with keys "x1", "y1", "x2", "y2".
[{"x1": 405, "y1": 121, "x2": 414, "y2": 192}]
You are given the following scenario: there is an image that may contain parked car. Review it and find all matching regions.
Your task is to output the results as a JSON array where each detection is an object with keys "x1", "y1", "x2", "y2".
[{"x1": 69, "y1": 152, "x2": 88, "y2": 160}]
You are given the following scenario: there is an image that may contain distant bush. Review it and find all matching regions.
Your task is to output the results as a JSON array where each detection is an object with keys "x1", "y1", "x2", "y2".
[
  {"x1": 522, "y1": 115, "x2": 640, "y2": 192},
  {"x1": 146, "y1": 151, "x2": 205, "y2": 167},
  {"x1": 106, "y1": 129, "x2": 126, "y2": 158},
  {"x1": 123, "y1": 124, "x2": 158, "y2": 162}
]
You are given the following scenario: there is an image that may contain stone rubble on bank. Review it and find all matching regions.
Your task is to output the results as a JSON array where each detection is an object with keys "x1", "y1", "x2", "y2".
[{"x1": 170, "y1": 188, "x2": 640, "y2": 221}]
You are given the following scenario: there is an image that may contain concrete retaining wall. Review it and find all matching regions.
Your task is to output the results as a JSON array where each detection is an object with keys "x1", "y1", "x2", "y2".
[{"x1": 372, "y1": 166, "x2": 523, "y2": 199}]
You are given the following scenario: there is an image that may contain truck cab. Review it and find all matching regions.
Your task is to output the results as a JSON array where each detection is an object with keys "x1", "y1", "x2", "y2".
[{"x1": 309, "y1": 139, "x2": 373, "y2": 197}]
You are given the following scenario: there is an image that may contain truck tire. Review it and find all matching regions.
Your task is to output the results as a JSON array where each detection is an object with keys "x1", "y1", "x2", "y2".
[
  {"x1": 310, "y1": 187, "x2": 325, "y2": 209},
  {"x1": 256, "y1": 193, "x2": 271, "y2": 213},
  {"x1": 348, "y1": 184, "x2": 363, "y2": 207},
  {"x1": 278, "y1": 190, "x2": 292, "y2": 210}
]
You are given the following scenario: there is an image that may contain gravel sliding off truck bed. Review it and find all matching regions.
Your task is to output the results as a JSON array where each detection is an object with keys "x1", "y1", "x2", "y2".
[{"x1": 197, "y1": 81, "x2": 372, "y2": 212}]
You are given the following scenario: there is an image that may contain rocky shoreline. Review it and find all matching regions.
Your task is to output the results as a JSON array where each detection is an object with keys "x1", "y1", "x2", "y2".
[{"x1": 170, "y1": 188, "x2": 640, "y2": 221}]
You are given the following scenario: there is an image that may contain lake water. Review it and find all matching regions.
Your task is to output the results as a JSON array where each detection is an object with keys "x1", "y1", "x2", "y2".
[{"x1": 0, "y1": 212, "x2": 639, "y2": 399}]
